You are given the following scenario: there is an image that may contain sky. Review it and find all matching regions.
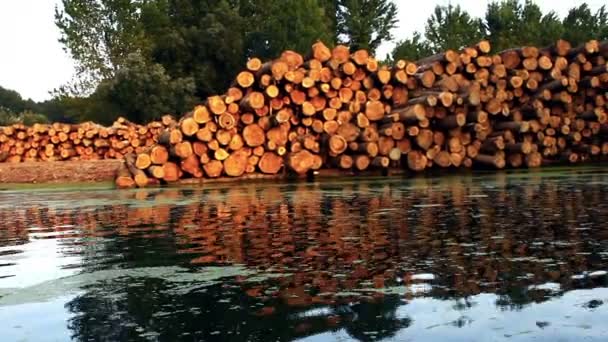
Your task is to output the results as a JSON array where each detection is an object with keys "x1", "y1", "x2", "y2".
[{"x1": 0, "y1": 0, "x2": 605, "y2": 102}]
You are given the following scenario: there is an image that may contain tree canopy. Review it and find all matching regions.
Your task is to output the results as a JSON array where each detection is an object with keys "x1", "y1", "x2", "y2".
[
  {"x1": 424, "y1": 4, "x2": 484, "y2": 52},
  {"x1": 336, "y1": 0, "x2": 398, "y2": 53},
  {"x1": 393, "y1": 1, "x2": 608, "y2": 62}
]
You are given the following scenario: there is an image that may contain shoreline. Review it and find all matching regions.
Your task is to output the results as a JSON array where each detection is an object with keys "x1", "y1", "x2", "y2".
[{"x1": 1, "y1": 159, "x2": 607, "y2": 189}]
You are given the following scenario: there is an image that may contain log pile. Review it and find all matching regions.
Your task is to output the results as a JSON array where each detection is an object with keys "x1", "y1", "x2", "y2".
[
  {"x1": 1, "y1": 39, "x2": 606, "y2": 188},
  {"x1": 116, "y1": 39, "x2": 607, "y2": 188},
  {"x1": 0, "y1": 116, "x2": 176, "y2": 163}
]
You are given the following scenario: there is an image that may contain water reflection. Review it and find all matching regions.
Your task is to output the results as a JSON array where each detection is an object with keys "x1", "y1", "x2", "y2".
[{"x1": 0, "y1": 167, "x2": 608, "y2": 341}]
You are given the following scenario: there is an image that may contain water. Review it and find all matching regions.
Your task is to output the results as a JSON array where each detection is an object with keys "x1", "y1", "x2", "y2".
[{"x1": 1, "y1": 167, "x2": 608, "y2": 342}]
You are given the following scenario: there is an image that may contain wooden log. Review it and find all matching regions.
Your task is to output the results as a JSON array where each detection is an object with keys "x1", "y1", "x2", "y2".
[
  {"x1": 246, "y1": 58, "x2": 263, "y2": 72},
  {"x1": 214, "y1": 148, "x2": 230, "y2": 161},
  {"x1": 207, "y1": 96, "x2": 227, "y2": 115},
  {"x1": 115, "y1": 162, "x2": 135, "y2": 188},
  {"x1": 193, "y1": 105, "x2": 212, "y2": 124},
  {"x1": 158, "y1": 129, "x2": 183, "y2": 146},
  {"x1": 416, "y1": 50, "x2": 459, "y2": 69},
  {"x1": 329, "y1": 134, "x2": 348, "y2": 155},
  {"x1": 243, "y1": 124, "x2": 266, "y2": 147},
  {"x1": 337, "y1": 123, "x2": 361, "y2": 142},
  {"x1": 388, "y1": 104, "x2": 426, "y2": 124},
  {"x1": 224, "y1": 150, "x2": 249, "y2": 177},
  {"x1": 135, "y1": 153, "x2": 152, "y2": 170},
  {"x1": 125, "y1": 153, "x2": 149, "y2": 187},
  {"x1": 240, "y1": 92, "x2": 266, "y2": 111},
  {"x1": 181, "y1": 154, "x2": 203, "y2": 178},
  {"x1": 475, "y1": 153, "x2": 506, "y2": 168},
  {"x1": 416, "y1": 129, "x2": 434, "y2": 150},
  {"x1": 438, "y1": 113, "x2": 466, "y2": 129},
  {"x1": 202, "y1": 160, "x2": 223, "y2": 178},
  {"x1": 388, "y1": 147, "x2": 402, "y2": 161},
  {"x1": 148, "y1": 165, "x2": 165, "y2": 179},
  {"x1": 258, "y1": 152, "x2": 283, "y2": 174},
  {"x1": 371, "y1": 156, "x2": 390, "y2": 168},
  {"x1": 311, "y1": 41, "x2": 332, "y2": 62},
  {"x1": 236, "y1": 71, "x2": 255, "y2": 88},
  {"x1": 180, "y1": 117, "x2": 199, "y2": 137},
  {"x1": 171, "y1": 141, "x2": 193, "y2": 159},
  {"x1": 354, "y1": 155, "x2": 370, "y2": 170},
  {"x1": 365, "y1": 100, "x2": 385, "y2": 121},
  {"x1": 433, "y1": 150, "x2": 451, "y2": 168},
  {"x1": 407, "y1": 150, "x2": 427, "y2": 171},
  {"x1": 288, "y1": 149, "x2": 317, "y2": 174}
]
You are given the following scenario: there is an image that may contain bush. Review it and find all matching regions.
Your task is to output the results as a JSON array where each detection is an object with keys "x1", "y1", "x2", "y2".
[
  {"x1": 20, "y1": 111, "x2": 50, "y2": 125},
  {"x1": 0, "y1": 108, "x2": 50, "y2": 126},
  {"x1": 0, "y1": 108, "x2": 20, "y2": 126}
]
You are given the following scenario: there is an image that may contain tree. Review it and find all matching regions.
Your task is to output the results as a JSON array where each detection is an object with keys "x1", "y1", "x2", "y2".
[
  {"x1": 240, "y1": 0, "x2": 336, "y2": 60},
  {"x1": 562, "y1": 4, "x2": 608, "y2": 46},
  {"x1": 103, "y1": 53, "x2": 198, "y2": 124},
  {"x1": 55, "y1": 0, "x2": 150, "y2": 94},
  {"x1": 0, "y1": 86, "x2": 27, "y2": 113},
  {"x1": 0, "y1": 86, "x2": 52, "y2": 125},
  {"x1": 336, "y1": 0, "x2": 398, "y2": 53},
  {"x1": 0, "y1": 108, "x2": 20, "y2": 126},
  {"x1": 484, "y1": 0, "x2": 563, "y2": 52},
  {"x1": 55, "y1": 0, "x2": 246, "y2": 120},
  {"x1": 424, "y1": 4, "x2": 484, "y2": 53},
  {"x1": 19, "y1": 111, "x2": 50, "y2": 126},
  {"x1": 55, "y1": 0, "x2": 340, "y2": 122},
  {"x1": 146, "y1": 0, "x2": 247, "y2": 98},
  {"x1": 391, "y1": 32, "x2": 434, "y2": 62}
]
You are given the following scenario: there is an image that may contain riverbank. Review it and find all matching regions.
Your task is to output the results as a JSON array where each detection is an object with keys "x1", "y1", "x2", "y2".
[{"x1": 0, "y1": 160, "x2": 123, "y2": 184}]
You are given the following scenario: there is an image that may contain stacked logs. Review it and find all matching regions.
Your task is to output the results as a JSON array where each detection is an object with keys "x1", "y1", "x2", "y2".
[
  {"x1": 117, "y1": 39, "x2": 608, "y2": 188},
  {"x1": 0, "y1": 39, "x2": 605, "y2": 187},
  {"x1": 0, "y1": 116, "x2": 176, "y2": 163}
]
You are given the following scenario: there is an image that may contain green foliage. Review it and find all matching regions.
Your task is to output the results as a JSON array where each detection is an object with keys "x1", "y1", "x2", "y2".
[
  {"x1": 391, "y1": 32, "x2": 433, "y2": 61},
  {"x1": 0, "y1": 86, "x2": 29, "y2": 113},
  {"x1": 55, "y1": 0, "x2": 151, "y2": 93},
  {"x1": 425, "y1": 4, "x2": 484, "y2": 52},
  {"x1": 0, "y1": 107, "x2": 49, "y2": 127},
  {"x1": 147, "y1": 0, "x2": 247, "y2": 98},
  {"x1": 392, "y1": 1, "x2": 608, "y2": 63},
  {"x1": 241, "y1": 0, "x2": 336, "y2": 60},
  {"x1": 484, "y1": 0, "x2": 563, "y2": 52},
  {"x1": 562, "y1": 4, "x2": 608, "y2": 46},
  {"x1": 20, "y1": 111, "x2": 50, "y2": 126},
  {"x1": 55, "y1": 0, "x2": 243, "y2": 121},
  {"x1": 0, "y1": 108, "x2": 20, "y2": 126},
  {"x1": 55, "y1": 0, "x2": 339, "y2": 122},
  {"x1": 103, "y1": 53, "x2": 198, "y2": 124},
  {"x1": 336, "y1": 0, "x2": 398, "y2": 53}
]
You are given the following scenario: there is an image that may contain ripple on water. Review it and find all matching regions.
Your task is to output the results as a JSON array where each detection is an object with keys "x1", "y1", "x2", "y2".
[{"x1": 0, "y1": 167, "x2": 608, "y2": 341}]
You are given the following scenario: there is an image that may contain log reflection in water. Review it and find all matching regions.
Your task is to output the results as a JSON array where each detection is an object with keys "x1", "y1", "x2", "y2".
[{"x1": 1, "y1": 170, "x2": 608, "y2": 340}]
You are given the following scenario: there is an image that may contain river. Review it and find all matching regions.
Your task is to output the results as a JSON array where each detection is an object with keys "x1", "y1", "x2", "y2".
[{"x1": 1, "y1": 167, "x2": 607, "y2": 341}]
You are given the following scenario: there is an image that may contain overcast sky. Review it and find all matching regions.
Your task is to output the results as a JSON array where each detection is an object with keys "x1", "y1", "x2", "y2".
[{"x1": 0, "y1": 0, "x2": 605, "y2": 102}]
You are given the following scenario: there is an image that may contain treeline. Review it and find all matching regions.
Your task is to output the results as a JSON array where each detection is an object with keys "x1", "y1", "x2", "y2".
[
  {"x1": 391, "y1": 1, "x2": 608, "y2": 61},
  {"x1": 1, "y1": 0, "x2": 607, "y2": 126},
  {"x1": 0, "y1": 86, "x2": 68, "y2": 126}
]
